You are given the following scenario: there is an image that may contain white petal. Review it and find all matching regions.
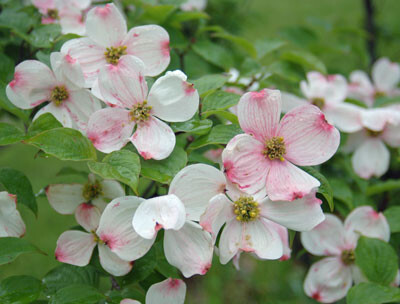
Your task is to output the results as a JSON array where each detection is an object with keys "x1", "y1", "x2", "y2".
[
  {"x1": 59, "y1": 10, "x2": 86, "y2": 36},
  {"x1": 55, "y1": 231, "x2": 96, "y2": 266},
  {"x1": 98, "y1": 243, "x2": 133, "y2": 276},
  {"x1": 146, "y1": 278, "x2": 186, "y2": 304},
  {"x1": 280, "y1": 92, "x2": 307, "y2": 113},
  {"x1": 0, "y1": 192, "x2": 25, "y2": 237},
  {"x1": 75, "y1": 203, "x2": 101, "y2": 232},
  {"x1": 164, "y1": 221, "x2": 213, "y2": 278},
  {"x1": 219, "y1": 219, "x2": 242, "y2": 264},
  {"x1": 372, "y1": 57, "x2": 400, "y2": 92},
  {"x1": 348, "y1": 70, "x2": 375, "y2": 107},
  {"x1": 120, "y1": 300, "x2": 141, "y2": 304},
  {"x1": 264, "y1": 220, "x2": 291, "y2": 260},
  {"x1": 46, "y1": 184, "x2": 84, "y2": 214},
  {"x1": 100, "y1": 180, "x2": 125, "y2": 200},
  {"x1": 169, "y1": 164, "x2": 227, "y2": 221},
  {"x1": 382, "y1": 121, "x2": 400, "y2": 148},
  {"x1": 33, "y1": 103, "x2": 73, "y2": 128},
  {"x1": 324, "y1": 103, "x2": 363, "y2": 133},
  {"x1": 361, "y1": 108, "x2": 399, "y2": 132}
]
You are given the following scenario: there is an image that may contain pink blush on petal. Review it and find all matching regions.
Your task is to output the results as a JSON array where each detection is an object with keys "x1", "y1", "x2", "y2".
[
  {"x1": 250, "y1": 89, "x2": 266, "y2": 100},
  {"x1": 312, "y1": 291, "x2": 322, "y2": 301},
  {"x1": 201, "y1": 263, "x2": 211, "y2": 274},
  {"x1": 94, "y1": 4, "x2": 112, "y2": 17},
  {"x1": 183, "y1": 82, "x2": 195, "y2": 96},
  {"x1": 368, "y1": 209, "x2": 380, "y2": 219},
  {"x1": 140, "y1": 151, "x2": 153, "y2": 160},
  {"x1": 315, "y1": 112, "x2": 334, "y2": 131},
  {"x1": 161, "y1": 40, "x2": 170, "y2": 58},
  {"x1": 9, "y1": 72, "x2": 24, "y2": 88},
  {"x1": 167, "y1": 278, "x2": 182, "y2": 289},
  {"x1": 100, "y1": 233, "x2": 117, "y2": 249}
]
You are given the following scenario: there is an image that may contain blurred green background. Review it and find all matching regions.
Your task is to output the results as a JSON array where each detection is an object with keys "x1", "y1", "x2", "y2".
[{"x1": 1, "y1": 0, "x2": 400, "y2": 303}]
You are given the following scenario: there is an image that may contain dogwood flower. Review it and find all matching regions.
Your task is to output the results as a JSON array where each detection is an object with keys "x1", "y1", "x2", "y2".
[
  {"x1": 348, "y1": 58, "x2": 400, "y2": 107},
  {"x1": 222, "y1": 89, "x2": 340, "y2": 201},
  {"x1": 46, "y1": 174, "x2": 124, "y2": 231},
  {"x1": 173, "y1": 164, "x2": 325, "y2": 264},
  {"x1": 181, "y1": 0, "x2": 207, "y2": 11},
  {"x1": 6, "y1": 52, "x2": 101, "y2": 132},
  {"x1": 281, "y1": 71, "x2": 361, "y2": 132},
  {"x1": 343, "y1": 108, "x2": 400, "y2": 179},
  {"x1": 61, "y1": 3, "x2": 170, "y2": 87},
  {"x1": 86, "y1": 56, "x2": 199, "y2": 159},
  {"x1": 32, "y1": 0, "x2": 91, "y2": 35},
  {"x1": 301, "y1": 206, "x2": 390, "y2": 303},
  {"x1": 55, "y1": 196, "x2": 154, "y2": 276},
  {"x1": 0, "y1": 192, "x2": 26, "y2": 238}
]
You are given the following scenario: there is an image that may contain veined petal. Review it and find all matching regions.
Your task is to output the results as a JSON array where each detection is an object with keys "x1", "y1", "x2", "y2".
[
  {"x1": 300, "y1": 214, "x2": 346, "y2": 256},
  {"x1": 100, "y1": 180, "x2": 125, "y2": 200},
  {"x1": 85, "y1": 3, "x2": 127, "y2": 47},
  {"x1": 98, "y1": 243, "x2": 133, "y2": 276},
  {"x1": 372, "y1": 57, "x2": 400, "y2": 92},
  {"x1": 304, "y1": 257, "x2": 353, "y2": 304},
  {"x1": 324, "y1": 103, "x2": 363, "y2": 133},
  {"x1": 280, "y1": 92, "x2": 307, "y2": 113},
  {"x1": 51, "y1": 52, "x2": 86, "y2": 88},
  {"x1": 46, "y1": 184, "x2": 85, "y2": 214},
  {"x1": 87, "y1": 108, "x2": 134, "y2": 154},
  {"x1": 146, "y1": 278, "x2": 186, "y2": 304},
  {"x1": 6, "y1": 60, "x2": 56, "y2": 109},
  {"x1": 219, "y1": 219, "x2": 242, "y2": 264},
  {"x1": 164, "y1": 221, "x2": 213, "y2": 278},
  {"x1": 132, "y1": 194, "x2": 186, "y2": 239},
  {"x1": 278, "y1": 104, "x2": 340, "y2": 166},
  {"x1": 55, "y1": 231, "x2": 96, "y2": 266},
  {"x1": 123, "y1": 25, "x2": 170, "y2": 77},
  {"x1": 59, "y1": 11, "x2": 86, "y2": 36},
  {"x1": 97, "y1": 196, "x2": 154, "y2": 261},
  {"x1": 0, "y1": 192, "x2": 25, "y2": 237},
  {"x1": 266, "y1": 160, "x2": 320, "y2": 201},
  {"x1": 222, "y1": 134, "x2": 269, "y2": 195},
  {"x1": 351, "y1": 139, "x2": 389, "y2": 179},
  {"x1": 237, "y1": 89, "x2": 281, "y2": 141},
  {"x1": 169, "y1": 164, "x2": 227, "y2": 221},
  {"x1": 75, "y1": 203, "x2": 101, "y2": 232},
  {"x1": 98, "y1": 55, "x2": 148, "y2": 108},
  {"x1": 131, "y1": 116, "x2": 175, "y2": 160},
  {"x1": 148, "y1": 70, "x2": 199, "y2": 122},
  {"x1": 344, "y1": 206, "x2": 390, "y2": 246},
  {"x1": 33, "y1": 103, "x2": 73, "y2": 128},
  {"x1": 260, "y1": 191, "x2": 325, "y2": 231}
]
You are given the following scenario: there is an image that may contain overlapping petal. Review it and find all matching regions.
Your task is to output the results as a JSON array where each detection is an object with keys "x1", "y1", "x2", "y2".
[
  {"x1": 46, "y1": 184, "x2": 84, "y2": 214},
  {"x1": 0, "y1": 192, "x2": 25, "y2": 237},
  {"x1": 146, "y1": 278, "x2": 186, "y2": 304}
]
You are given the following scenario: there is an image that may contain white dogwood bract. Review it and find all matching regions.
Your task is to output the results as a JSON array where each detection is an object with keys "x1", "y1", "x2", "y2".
[{"x1": 0, "y1": 192, "x2": 26, "y2": 238}]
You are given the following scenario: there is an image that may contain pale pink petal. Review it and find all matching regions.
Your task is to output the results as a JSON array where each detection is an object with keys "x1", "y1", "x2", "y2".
[
  {"x1": 98, "y1": 243, "x2": 133, "y2": 276},
  {"x1": 222, "y1": 134, "x2": 269, "y2": 195},
  {"x1": 75, "y1": 203, "x2": 101, "y2": 232},
  {"x1": 164, "y1": 221, "x2": 213, "y2": 278},
  {"x1": 372, "y1": 57, "x2": 400, "y2": 92},
  {"x1": 323, "y1": 103, "x2": 363, "y2": 133},
  {"x1": 123, "y1": 25, "x2": 170, "y2": 77},
  {"x1": 219, "y1": 219, "x2": 242, "y2": 264},
  {"x1": 85, "y1": 3, "x2": 127, "y2": 47},
  {"x1": 348, "y1": 70, "x2": 375, "y2": 107},
  {"x1": 55, "y1": 0, "x2": 90, "y2": 10},
  {"x1": 277, "y1": 104, "x2": 340, "y2": 166},
  {"x1": 351, "y1": 138, "x2": 389, "y2": 179},
  {"x1": 323, "y1": 74, "x2": 348, "y2": 104},
  {"x1": 266, "y1": 160, "x2": 320, "y2": 201},
  {"x1": 382, "y1": 123, "x2": 400, "y2": 147},
  {"x1": 304, "y1": 257, "x2": 352, "y2": 303},
  {"x1": 169, "y1": 164, "x2": 227, "y2": 221},
  {"x1": 32, "y1": 0, "x2": 55, "y2": 13},
  {"x1": 360, "y1": 108, "x2": 400, "y2": 132},
  {"x1": 61, "y1": 38, "x2": 107, "y2": 87},
  {"x1": 132, "y1": 194, "x2": 186, "y2": 239},
  {"x1": 33, "y1": 103, "x2": 73, "y2": 128},
  {"x1": 97, "y1": 196, "x2": 154, "y2": 261},
  {"x1": 98, "y1": 55, "x2": 148, "y2": 108},
  {"x1": 342, "y1": 131, "x2": 368, "y2": 153},
  {"x1": 55, "y1": 231, "x2": 96, "y2": 266},
  {"x1": 59, "y1": 9, "x2": 86, "y2": 35},
  {"x1": 199, "y1": 194, "x2": 235, "y2": 241},
  {"x1": 300, "y1": 214, "x2": 346, "y2": 256},
  {"x1": 147, "y1": 70, "x2": 199, "y2": 122},
  {"x1": 0, "y1": 192, "x2": 25, "y2": 237},
  {"x1": 51, "y1": 51, "x2": 87, "y2": 88},
  {"x1": 6, "y1": 60, "x2": 57, "y2": 109},
  {"x1": 146, "y1": 278, "x2": 186, "y2": 304},
  {"x1": 264, "y1": 220, "x2": 291, "y2": 260},
  {"x1": 351, "y1": 265, "x2": 368, "y2": 285},
  {"x1": 100, "y1": 180, "x2": 125, "y2": 200},
  {"x1": 86, "y1": 108, "x2": 135, "y2": 154},
  {"x1": 130, "y1": 116, "x2": 175, "y2": 160},
  {"x1": 344, "y1": 206, "x2": 390, "y2": 247},
  {"x1": 237, "y1": 89, "x2": 281, "y2": 141},
  {"x1": 260, "y1": 191, "x2": 325, "y2": 231},
  {"x1": 46, "y1": 184, "x2": 85, "y2": 214},
  {"x1": 280, "y1": 92, "x2": 307, "y2": 113}
]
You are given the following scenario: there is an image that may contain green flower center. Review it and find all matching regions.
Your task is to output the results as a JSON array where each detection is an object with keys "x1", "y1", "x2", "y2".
[
  {"x1": 47, "y1": 9, "x2": 59, "y2": 20},
  {"x1": 263, "y1": 136, "x2": 286, "y2": 161},
  {"x1": 92, "y1": 231, "x2": 105, "y2": 244},
  {"x1": 104, "y1": 46, "x2": 127, "y2": 65},
  {"x1": 311, "y1": 97, "x2": 325, "y2": 109},
  {"x1": 82, "y1": 181, "x2": 103, "y2": 202},
  {"x1": 341, "y1": 249, "x2": 355, "y2": 265},
  {"x1": 51, "y1": 86, "x2": 69, "y2": 106},
  {"x1": 374, "y1": 91, "x2": 386, "y2": 99},
  {"x1": 233, "y1": 196, "x2": 260, "y2": 222},
  {"x1": 130, "y1": 101, "x2": 152, "y2": 123},
  {"x1": 366, "y1": 128, "x2": 383, "y2": 137}
]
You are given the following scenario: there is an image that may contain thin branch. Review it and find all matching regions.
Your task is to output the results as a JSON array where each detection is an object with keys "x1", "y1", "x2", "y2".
[{"x1": 364, "y1": 0, "x2": 377, "y2": 65}]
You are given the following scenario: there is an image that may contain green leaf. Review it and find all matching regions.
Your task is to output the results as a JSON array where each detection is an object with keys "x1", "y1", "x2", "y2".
[
  {"x1": 281, "y1": 50, "x2": 327, "y2": 74},
  {"x1": 43, "y1": 265, "x2": 99, "y2": 296},
  {"x1": 347, "y1": 282, "x2": 400, "y2": 304},
  {"x1": 374, "y1": 96, "x2": 400, "y2": 108},
  {"x1": 345, "y1": 98, "x2": 369, "y2": 109},
  {"x1": 36, "y1": 50, "x2": 51, "y2": 67},
  {"x1": 0, "y1": 275, "x2": 42, "y2": 304},
  {"x1": 154, "y1": 242, "x2": 180, "y2": 279},
  {"x1": 188, "y1": 124, "x2": 242, "y2": 151},
  {"x1": 0, "y1": 81, "x2": 31, "y2": 123},
  {"x1": 201, "y1": 91, "x2": 240, "y2": 115},
  {"x1": 355, "y1": 236, "x2": 398, "y2": 286},
  {"x1": 171, "y1": 117, "x2": 213, "y2": 135},
  {"x1": 28, "y1": 24, "x2": 61, "y2": 48},
  {"x1": 366, "y1": 179, "x2": 400, "y2": 196},
  {"x1": 330, "y1": 178, "x2": 353, "y2": 209},
  {"x1": 300, "y1": 167, "x2": 334, "y2": 211},
  {"x1": 203, "y1": 110, "x2": 238, "y2": 124},
  {"x1": 140, "y1": 146, "x2": 187, "y2": 184},
  {"x1": 27, "y1": 113, "x2": 63, "y2": 137},
  {"x1": 0, "y1": 238, "x2": 41, "y2": 265},
  {"x1": 170, "y1": 10, "x2": 209, "y2": 23},
  {"x1": 141, "y1": 4, "x2": 176, "y2": 23},
  {"x1": 213, "y1": 32, "x2": 257, "y2": 58},
  {"x1": 192, "y1": 40, "x2": 234, "y2": 70},
  {"x1": 49, "y1": 285, "x2": 105, "y2": 304},
  {"x1": 25, "y1": 128, "x2": 97, "y2": 161},
  {"x1": 192, "y1": 74, "x2": 229, "y2": 96},
  {"x1": 0, "y1": 53, "x2": 14, "y2": 82},
  {"x1": 0, "y1": 9, "x2": 34, "y2": 33},
  {"x1": 383, "y1": 206, "x2": 400, "y2": 233},
  {"x1": 0, "y1": 168, "x2": 37, "y2": 215},
  {"x1": 255, "y1": 38, "x2": 286, "y2": 59},
  {"x1": 0, "y1": 123, "x2": 25, "y2": 146},
  {"x1": 88, "y1": 150, "x2": 140, "y2": 194}
]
